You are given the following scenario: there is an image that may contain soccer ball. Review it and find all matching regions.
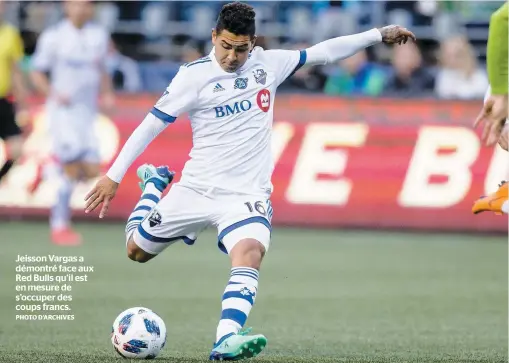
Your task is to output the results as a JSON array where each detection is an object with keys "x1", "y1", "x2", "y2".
[{"x1": 111, "y1": 307, "x2": 167, "y2": 359}]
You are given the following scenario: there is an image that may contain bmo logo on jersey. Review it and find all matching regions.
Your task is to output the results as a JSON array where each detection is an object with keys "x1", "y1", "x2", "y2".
[
  {"x1": 257, "y1": 89, "x2": 271, "y2": 112},
  {"x1": 214, "y1": 100, "x2": 252, "y2": 118},
  {"x1": 214, "y1": 89, "x2": 271, "y2": 118}
]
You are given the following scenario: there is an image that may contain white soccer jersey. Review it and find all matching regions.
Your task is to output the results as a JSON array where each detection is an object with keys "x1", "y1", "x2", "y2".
[
  {"x1": 105, "y1": 28, "x2": 383, "y2": 194},
  {"x1": 152, "y1": 47, "x2": 306, "y2": 197},
  {"x1": 31, "y1": 20, "x2": 109, "y2": 108}
]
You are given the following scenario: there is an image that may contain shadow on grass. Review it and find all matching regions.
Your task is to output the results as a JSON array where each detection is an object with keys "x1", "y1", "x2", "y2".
[{"x1": 3, "y1": 351, "x2": 506, "y2": 363}]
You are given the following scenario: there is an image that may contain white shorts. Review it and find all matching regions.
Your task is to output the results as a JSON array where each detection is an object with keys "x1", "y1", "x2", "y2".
[
  {"x1": 47, "y1": 103, "x2": 100, "y2": 164},
  {"x1": 132, "y1": 183, "x2": 273, "y2": 255}
]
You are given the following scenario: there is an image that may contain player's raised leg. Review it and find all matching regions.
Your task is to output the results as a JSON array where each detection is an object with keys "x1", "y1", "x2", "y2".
[
  {"x1": 125, "y1": 164, "x2": 174, "y2": 263},
  {"x1": 210, "y1": 211, "x2": 272, "y2": 361}
]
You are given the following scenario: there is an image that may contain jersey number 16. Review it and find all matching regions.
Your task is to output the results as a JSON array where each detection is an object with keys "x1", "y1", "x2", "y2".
[{"x1": 244, "y1": 201, "x2": 266, "y2": 216}]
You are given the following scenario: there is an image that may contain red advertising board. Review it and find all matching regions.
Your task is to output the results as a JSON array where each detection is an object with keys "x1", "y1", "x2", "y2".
[{"x1": 0, "y1": 95, "x2": 506, "y2": 232}]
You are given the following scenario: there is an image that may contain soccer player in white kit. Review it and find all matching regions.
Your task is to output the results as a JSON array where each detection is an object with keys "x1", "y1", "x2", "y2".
[
  {"x1": 30, "y1": 1, "x2": 114, "y2": 246},
  {"x1": 85, "y1": 2, "x2": 414, "y2": 360}
]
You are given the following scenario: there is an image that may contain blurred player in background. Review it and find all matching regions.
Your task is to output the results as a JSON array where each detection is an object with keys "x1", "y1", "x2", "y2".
[
  {"x1": 85, "y1": 2, "x2": 414, "y2": 360},
  {"x1": 30, "y1": 0, "x2": 114, "y2": 245},
  {"x1": 0, "y1": 0, "x2": 29, "y2": 182},
  {"x1": 472, "y1": 2, "x2": 508, "y2": 216}
]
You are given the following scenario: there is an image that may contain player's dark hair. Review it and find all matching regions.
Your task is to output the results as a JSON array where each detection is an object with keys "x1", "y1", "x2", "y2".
[{"x1": 216, "y1": 2, "x2": 256, "y2": 38}]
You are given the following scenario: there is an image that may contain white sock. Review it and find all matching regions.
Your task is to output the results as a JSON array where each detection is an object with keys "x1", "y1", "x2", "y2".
[
  {"x1": 50, "y1": 174, "x2": 75, "y2": 230},
  {"x1": 125, "y1": 183, "x2": 162, "y2": 243},
  {"x1": 216, "y1": 267, "x2": 259, "y2": 344}
]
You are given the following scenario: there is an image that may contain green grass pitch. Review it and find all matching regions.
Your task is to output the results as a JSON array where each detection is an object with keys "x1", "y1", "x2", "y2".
[{"x1": 0, "y1": 221, "x2": 506, "y2": 362}]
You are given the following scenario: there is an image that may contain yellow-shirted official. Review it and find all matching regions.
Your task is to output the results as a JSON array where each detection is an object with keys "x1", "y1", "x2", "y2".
[
  {"x1": 0, "y1": 2, "x2": 28, "y2": 182},
  {"x1": 0, "y1": 22, "x2": 24, "y2": 97}
]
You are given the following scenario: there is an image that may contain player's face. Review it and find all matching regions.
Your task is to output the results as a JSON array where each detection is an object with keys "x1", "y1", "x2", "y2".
[
  {"x1": 212, "y1": 29, "x2": 255, "y2": 73},
  {"x1": 65, "y1": 0, "x2": 94, "y2": 27}
]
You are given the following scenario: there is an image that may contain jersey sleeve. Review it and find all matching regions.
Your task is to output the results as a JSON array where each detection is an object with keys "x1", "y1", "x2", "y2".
[
  {"x1": 262, "y1": 49, "x2": 307, "y2": 86},
  {"x1": 150, "y1": 66, "x2": 198, "y2": 123},
  {"x1": 487, "y1": 2, "x2": 508, "y2": 95},
  {"x1": 31, "y1": 30, "x2": 56, "y2": 72},
  {"x1": 106, "y1": 113, "x2": 168, "y2": 183}
]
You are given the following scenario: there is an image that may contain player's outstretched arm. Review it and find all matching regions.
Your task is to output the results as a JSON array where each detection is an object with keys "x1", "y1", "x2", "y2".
[
  {"x1": 84, "y1": 65, "x2": 196, "y2": 218},
  {"x1": 263, "y1": 25, "x2": 414, "y2": 88},
  {"x1": 304, "y1": 25, "x2": 416, "y2": 66},
  {"x1": 84, "y1": 113, "x2": 168, "y2": 218}
]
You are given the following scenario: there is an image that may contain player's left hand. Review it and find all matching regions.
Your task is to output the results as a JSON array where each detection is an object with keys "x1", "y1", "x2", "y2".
[
  {"x1": 84, "y1": 175, "x2": 119, "y2": 218},
  {"x1": 378, "y1": 25, "x2": 416, "y2": 45},
  {"x1": 474, "y1": 94, "x2": 508, "y2": 146}
]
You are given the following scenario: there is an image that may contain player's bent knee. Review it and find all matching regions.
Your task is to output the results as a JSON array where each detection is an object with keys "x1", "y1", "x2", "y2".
[
  {"x1": 126, "y1": 239, "x2": 156, "y2": 263},
  {"x1": 63, "y1": 162, "x2": 82, "y2": 180},
  {"x1": 82, "y1": 162, "x2": 101, "y2": 179},
  {"x1": 230, "y1": 238, "x2": 266, "y2": 270}
]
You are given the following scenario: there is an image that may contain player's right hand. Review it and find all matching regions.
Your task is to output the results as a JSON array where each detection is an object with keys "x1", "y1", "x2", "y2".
[
  {"x1": 84, "y1": 175, "x2": 119, "y2": 218},
  {"x1": 378, "y1": 25, "x2": 416, "y2": 45},
  {"x1": 474, "y1": 95, "x2": 508, "y2": 146}
]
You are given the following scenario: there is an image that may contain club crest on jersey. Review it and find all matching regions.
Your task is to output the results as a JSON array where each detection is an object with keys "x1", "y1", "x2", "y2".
[
  {"x1": 253, "y1": 69, "x2": 267, "y2": 85},
  {"x1": 234, "y1": 77, "x2": 248, "y2": 90},
  {"x1": 257, "y1": 89, "x2": 271, "y2": 113},
  {"x1": 148, "y1": 209, "x2": 162, "y2": 227}
]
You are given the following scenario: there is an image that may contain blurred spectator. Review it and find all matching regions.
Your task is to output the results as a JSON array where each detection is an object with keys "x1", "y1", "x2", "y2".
[
  {"x1": 323, "y1": 50, "x2": 387, "y2": 97},
  {"x1": 254, "y1": 36, "x2": 271, "y2": 50},
  {"x1": 385, "y1": 1, "x2": 434, "y2": 27},
  {"x1": 106, "y1": 39, "x2": 142, "y2": 93},
  {"x1": 435, "y1": 35, "x2": 488, "y2": 99},
  {"x1": 11, "y1": 0, "x2": 498, "y2": 95},
  {"x1": 385, "y1": 42, "x2": 435, "y2": 97},
  {"x1": 312, "y1": 1, "x2": 358, "y2": 44},
  {"x1": 94, "y1": 2, "x2": 119, "y2": 33},
  {"x1": 280, "y1": 42, "x2": 326, "y2": 92},
  {"x1": 181, "y1": 40, "x2": 204, "y2": 63}
]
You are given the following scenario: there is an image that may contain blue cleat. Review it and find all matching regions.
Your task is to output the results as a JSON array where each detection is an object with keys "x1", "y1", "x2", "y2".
[
  {"x1": 136, "y1": 164, "x2": 174, "y2": 193},
  {"x1": 209, "y1": 328, "x2": 267, "y2": 361}
]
